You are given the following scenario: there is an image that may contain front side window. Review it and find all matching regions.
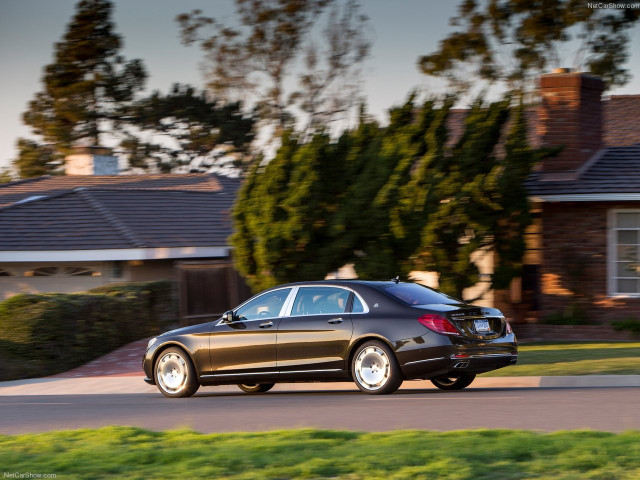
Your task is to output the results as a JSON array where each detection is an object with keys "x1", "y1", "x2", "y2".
[
  {"x1": 611, "y1": 211, "x2": 640, "y2": 295},
  {"x1": 292, "y1": 287, "x2": 350, "y2": 316},
  {"x1": 235, "y1": 288, "x2": 292, "y2": 321}
]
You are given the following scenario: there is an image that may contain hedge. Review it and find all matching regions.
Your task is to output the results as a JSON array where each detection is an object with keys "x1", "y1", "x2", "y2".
[{"x1": 0, "y1": 281, "x2": 178, "y2": 381}]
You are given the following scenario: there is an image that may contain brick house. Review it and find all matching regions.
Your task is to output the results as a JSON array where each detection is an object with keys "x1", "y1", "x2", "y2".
[{"x1": 525, "y1": 71, "x2": 640, "y2": 323}]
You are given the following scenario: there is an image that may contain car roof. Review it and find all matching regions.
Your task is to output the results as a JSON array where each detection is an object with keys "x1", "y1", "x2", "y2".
[{"x1": 271, "y1": 279, "x2": 401, "y2": 289}]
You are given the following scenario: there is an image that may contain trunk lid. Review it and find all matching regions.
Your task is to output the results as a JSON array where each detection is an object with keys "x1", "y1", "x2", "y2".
[{"x1": 416, "y1": 304, "x2": 505, "y2": 339}]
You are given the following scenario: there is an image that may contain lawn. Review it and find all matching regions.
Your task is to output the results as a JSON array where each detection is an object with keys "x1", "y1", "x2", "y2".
[
  {"x1": 1, "y1": 427, "x2": 639, "y2": 479},
  {"x1": 482, "y1": 342, "x2": 640, "y2": 376}
]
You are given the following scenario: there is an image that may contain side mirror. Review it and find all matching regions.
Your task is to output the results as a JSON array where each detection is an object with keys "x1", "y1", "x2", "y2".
[{"x1": 222, "y1": 310, "x2": 235, "y2": 323}]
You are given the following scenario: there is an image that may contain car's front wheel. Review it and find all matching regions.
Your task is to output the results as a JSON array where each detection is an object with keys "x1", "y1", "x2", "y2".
[
  {"x1": 154, "y1": 347, "x2": 199, "y2": 398},
  {"x1": 237, "y1": 383, "x2": 275, "y2": 394},
  {"x1": 430, "y1": 373, "x2": 476, "y2": 390},
  {"x1": 352, "y1": 340, "x2": 403, "y2": 395}
]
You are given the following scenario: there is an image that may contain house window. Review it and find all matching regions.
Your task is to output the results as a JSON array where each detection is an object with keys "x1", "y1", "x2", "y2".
[
  {"x1": 63, "y1": 266, "x2": 101, "y2": 277},
  {"x1": 24, "y1": 267, "x2": 58, "y2": 277},
  {"x1": 24, "y1": 266, "x2": 102, "y2": 277},
  {"x1": 611, "y1": 210, "x2": 640, "y2": 295}
]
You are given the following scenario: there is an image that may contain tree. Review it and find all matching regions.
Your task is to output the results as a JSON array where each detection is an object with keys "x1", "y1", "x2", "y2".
[
  {"x1": 15, "y1": 0, "x2": 146, "y2": 177},
  {"x1": 123, "y1": 84, "x2": 255, "y2": 173},
  {"x1": 0, "y1": 168, "x2": 14, "y2": 185},
  {"x1": 176, "y1": 0, "x2": 370, "y2": 132},
  {"x1": 12, "y1": 140, "x2": 60, "y2": 179},
  {"x1": 418, "y1": 0, "x2": 640, "y2": 91},
  {"x1": 230, "y1": 130, "x2": 352, "y2": 291},
  {"x1": 232, "y1": 93, "x2": 550, "y2": 299}
]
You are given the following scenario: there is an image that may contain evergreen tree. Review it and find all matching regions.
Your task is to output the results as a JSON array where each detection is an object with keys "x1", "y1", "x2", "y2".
[
  {"x1": 13, "y1": 140, "x2": 60, "y2": 179},
  {"x1": 232, "y1": 94, "x2": 548, "y2": 298},
  {"x1": 123, "y1": 84, "x2": 255, "y2": 173},
  {"x1": 15, "y1": 0, "x2": 146, "y2": 177}
]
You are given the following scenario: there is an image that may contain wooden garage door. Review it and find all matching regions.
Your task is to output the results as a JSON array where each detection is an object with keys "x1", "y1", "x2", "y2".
[{"x1": 178, "y1": 262, "x2": 252, "y2": 326}]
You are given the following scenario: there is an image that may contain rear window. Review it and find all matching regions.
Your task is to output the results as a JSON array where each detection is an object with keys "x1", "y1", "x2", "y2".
[{"x1": 383, "y1": 283, "x2": 459, "y2": 305}]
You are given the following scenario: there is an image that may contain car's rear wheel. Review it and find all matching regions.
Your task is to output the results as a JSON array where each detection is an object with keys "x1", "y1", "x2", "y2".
[
  {"x1": 430, "y1": 373, "x2": 476, "y2": 390},
  {"x1": 352, "y1": 340, "x2": 403, "y2": 395},
  {"x1": 237, "y1": 383, "x2": 275, "y2": 394},
  {"x1": 154, "y1": 347, "x2": 199, "y2": 398}
]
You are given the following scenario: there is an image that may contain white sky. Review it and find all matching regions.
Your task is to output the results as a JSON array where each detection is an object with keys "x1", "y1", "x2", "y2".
[{"x1": 1, "y1": 0, "x2": 639, "y2": 171}]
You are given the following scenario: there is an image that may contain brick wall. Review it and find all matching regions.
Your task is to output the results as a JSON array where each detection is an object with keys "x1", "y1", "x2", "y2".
[{"x1": 540, "y1": 202, "x2": 640, "y2": 323}]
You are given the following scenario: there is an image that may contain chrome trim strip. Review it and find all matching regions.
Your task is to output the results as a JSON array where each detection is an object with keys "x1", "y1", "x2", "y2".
[
  {"x1": 404, "y1": 357, "x2": 446, "y2": 366},
  {"x1": 279, "y1": 369, "x2": 342, "y2": 374},
  {"x1": 200, "y1": 368, "x2": 342, "y2": 378},
  {"x1": 451, "y1": 354, "x2": 515, "y2": 359},
  {"x1": 201, "y1": 372, "x2": 277, "y2": 378}
]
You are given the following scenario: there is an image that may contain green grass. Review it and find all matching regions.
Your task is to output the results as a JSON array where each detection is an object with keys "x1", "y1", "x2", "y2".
[
  {"x1": 483, "y1": 342, "x2": 640, "y2": 377},
  {"x1": 1, "y1": 427, "x2": 639, "y2": 479}
]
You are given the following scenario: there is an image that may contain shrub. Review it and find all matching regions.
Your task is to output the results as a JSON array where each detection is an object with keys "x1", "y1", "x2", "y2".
[
  {"x1": 542, "y1": 303, "x2": 592, "y2": 325},
  {"x1": 612, "y1": 317, "x2": 640, "y2": 334},
  {"x1": 0, "y1": 281, "x2": 178, "y2": 381}
]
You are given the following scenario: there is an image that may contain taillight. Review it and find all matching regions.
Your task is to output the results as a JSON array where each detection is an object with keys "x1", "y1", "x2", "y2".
[
  {"x1": 505, "y1": 320, "x2": 513, "y2": 334},
  {"x1": 417, "y1": 314, "x2": 460, "y2": 336}
]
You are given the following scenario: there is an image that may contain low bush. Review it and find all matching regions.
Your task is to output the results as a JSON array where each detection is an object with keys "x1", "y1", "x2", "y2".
[
  {"x1": 612, "y1": 317, "x2": 640, "y2": 334},
  {"x1": 542, "y1": 303, "x2": 592, "y2": 325},
  {"x1": 0, "y1": 281, "x2": 178, "y2": 381}
]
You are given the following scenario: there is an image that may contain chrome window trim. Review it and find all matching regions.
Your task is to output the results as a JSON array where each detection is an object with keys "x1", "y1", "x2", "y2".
[{"x1": 283, "y1": 284, "x2": 370, "y2": 317}]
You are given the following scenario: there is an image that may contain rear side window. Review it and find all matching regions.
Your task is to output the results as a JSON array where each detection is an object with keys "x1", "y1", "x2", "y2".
[
  {"x1": 352, "y1": 295, "x2": 365, "y2": 313},
  {"x1": 383, "y1": 283, "x2": 459, "y2": 306},
  {"x1": 292, "y1": 287, "x2": 350, "y2": 316}
]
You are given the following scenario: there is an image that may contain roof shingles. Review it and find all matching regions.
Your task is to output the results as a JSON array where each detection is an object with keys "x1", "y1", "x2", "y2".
[
  {"x1": 526, "y1": 144, "x2": 640, "y2": 196},
  {"x1": 0, "y1": 174, "x2": 238, "y2": 252}
]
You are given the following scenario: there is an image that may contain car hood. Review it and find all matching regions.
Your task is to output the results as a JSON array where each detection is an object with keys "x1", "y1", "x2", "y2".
[{"x1": 158, "y1": 322, "x2": 210, "y2": 338}]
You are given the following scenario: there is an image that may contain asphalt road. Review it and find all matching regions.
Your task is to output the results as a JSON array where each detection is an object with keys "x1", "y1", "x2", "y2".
[{"x1": 1, "y1": 386, "x2": 638, "y2": 434}]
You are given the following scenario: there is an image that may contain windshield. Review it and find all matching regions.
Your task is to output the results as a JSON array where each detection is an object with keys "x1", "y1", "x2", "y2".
[{"x1": 383, "y1": 283, "x2": 460, "y2": 305}]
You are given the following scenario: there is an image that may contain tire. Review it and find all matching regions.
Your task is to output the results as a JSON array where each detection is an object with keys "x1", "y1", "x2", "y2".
[
  {"x1": 154, "y1": 347, "x2": 200, "y2": 398},
  {"x1": 352, "y1": 340, "x2": 403, "y2": 395},
  {"x1": 430, "y1": 373, "x2": 476, "y2": 390},
  {"x1": 237, "y1": 383, "x2": 275, "y2": 394}
]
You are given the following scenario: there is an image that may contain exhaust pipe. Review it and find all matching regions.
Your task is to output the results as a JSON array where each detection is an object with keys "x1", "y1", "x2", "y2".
[{"x1": 453, "y1": 361, "x2": 469, "y2": 369}]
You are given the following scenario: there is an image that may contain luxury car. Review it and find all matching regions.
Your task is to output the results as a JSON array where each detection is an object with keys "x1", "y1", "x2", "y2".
[{"x1": 143, "y1": 280, "x2": 517, "y2": 397}]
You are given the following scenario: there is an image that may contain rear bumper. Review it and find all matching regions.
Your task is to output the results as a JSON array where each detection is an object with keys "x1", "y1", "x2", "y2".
[{"x1": 399, "y1": 336, "x2": 518, "y2": 379}]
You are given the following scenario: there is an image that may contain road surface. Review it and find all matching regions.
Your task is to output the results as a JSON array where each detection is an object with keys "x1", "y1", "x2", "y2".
[{"x1": 1, "y1": 386, "x2": 638, "y2": 434}]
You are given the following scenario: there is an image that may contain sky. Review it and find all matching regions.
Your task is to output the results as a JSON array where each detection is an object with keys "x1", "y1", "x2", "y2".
[{"x1": 1, "y1": 0, "x2": 639, "y2": 172}]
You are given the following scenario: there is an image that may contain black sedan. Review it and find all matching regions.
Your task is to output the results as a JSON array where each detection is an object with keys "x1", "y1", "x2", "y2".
[{"x1": 143, "y1": 280, "x2": 517, "y2": 397}]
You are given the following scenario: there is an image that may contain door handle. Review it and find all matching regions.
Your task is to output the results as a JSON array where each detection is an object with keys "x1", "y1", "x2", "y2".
[
  {"x1": 259, "y1": 321, "x2": 273, "y2": 328},
  {"x1": 328, "y1": 318, "x2": 343, "y2": 324}
]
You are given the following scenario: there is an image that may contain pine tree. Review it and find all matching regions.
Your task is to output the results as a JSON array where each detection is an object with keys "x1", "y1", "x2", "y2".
[
  {"x1": 123, "y1": 84, "x2": 255, "y2": 172},
  {"x1": 15, "y1": 0, "x2": 146, "y2": 177}
]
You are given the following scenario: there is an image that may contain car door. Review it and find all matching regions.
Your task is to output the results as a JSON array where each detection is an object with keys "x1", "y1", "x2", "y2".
[
  {"x1": 208, "y1": 287, "x2": 293, "y2": 379},
  {"x1": 276, "y1": 286, "x2": 354, "y2": 377}
]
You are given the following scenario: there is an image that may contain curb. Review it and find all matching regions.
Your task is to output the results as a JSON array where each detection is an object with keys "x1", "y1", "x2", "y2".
[{"x1": 1, "y1": 375, "x2": 639, "y2": 396}]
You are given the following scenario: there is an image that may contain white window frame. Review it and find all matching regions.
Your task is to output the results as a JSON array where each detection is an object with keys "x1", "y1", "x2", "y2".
[{"x1": 608, "y1": 208, "x2": 640, "y2": 297}]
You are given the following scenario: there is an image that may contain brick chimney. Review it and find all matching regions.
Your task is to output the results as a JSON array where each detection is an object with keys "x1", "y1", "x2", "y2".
[
  {"x1": 537, "y1": 69, "x2": 605, "y2": 175},
  {"x1": 65, "y1": 146, "x2": 119, "y2": 175}
]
